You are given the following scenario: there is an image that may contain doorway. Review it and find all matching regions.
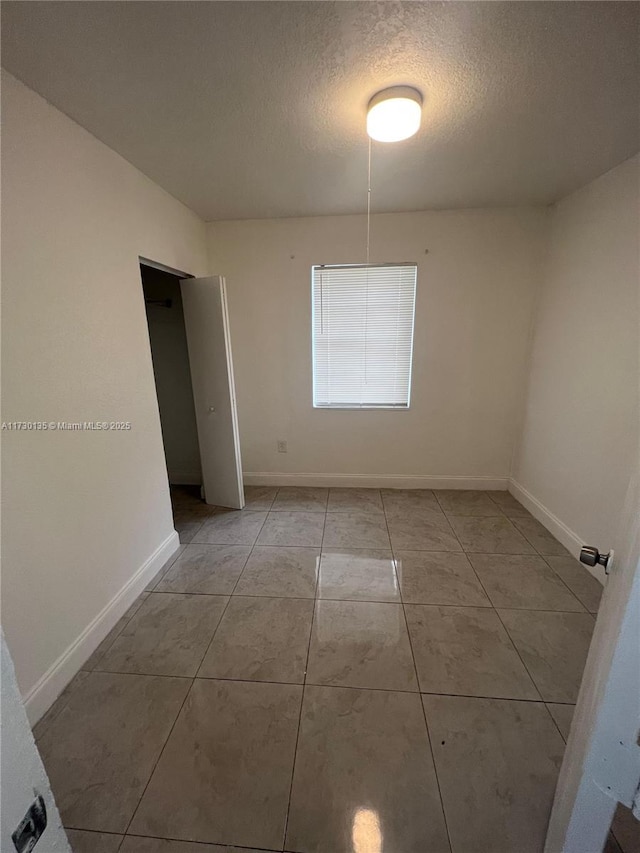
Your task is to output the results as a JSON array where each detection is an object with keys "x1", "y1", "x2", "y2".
[
  {"x1": 140, "y1": 262, "x2": 245, "y2": 512},
  {"x1": 141, "y1": 262, "x2": 202, "y2": 510}
]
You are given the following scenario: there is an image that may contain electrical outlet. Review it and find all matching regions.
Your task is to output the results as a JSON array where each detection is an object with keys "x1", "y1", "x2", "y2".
[
  {"x1": 12, "y1": 795, "x2": 47, "y2": 853},
  {"x1": 277, "y1": 440, "x2": 287, "y2": 453}
]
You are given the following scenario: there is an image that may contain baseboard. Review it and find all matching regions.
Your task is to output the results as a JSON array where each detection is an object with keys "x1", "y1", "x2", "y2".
[
  {"x1": 24, "y1": 530, "x2": 181, "y2": 725},
  {"x1": 508, "y1": 478, "x2": 605, "y2": 585},
  {"x1": 243, "y1": 472, "x2": 509, "y2": 490}
]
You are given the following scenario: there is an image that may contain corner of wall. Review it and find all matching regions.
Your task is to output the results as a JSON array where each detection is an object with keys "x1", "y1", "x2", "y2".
[
  {"x1": 508, "y1": 205, "x2": 554, "y2": 482},
  {"x1": 508, "y1": 156, "x2": 639, "y2": 577}
]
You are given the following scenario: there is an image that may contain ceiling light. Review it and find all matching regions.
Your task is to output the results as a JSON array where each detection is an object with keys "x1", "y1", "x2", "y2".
[{"x1": 366, "y1": 86, "x2": 422, "y2": 142}]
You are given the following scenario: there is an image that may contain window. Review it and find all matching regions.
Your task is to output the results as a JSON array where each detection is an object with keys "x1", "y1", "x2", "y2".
[{"x1": 312, "y1": 263, "x2": 417, "y2": 409}]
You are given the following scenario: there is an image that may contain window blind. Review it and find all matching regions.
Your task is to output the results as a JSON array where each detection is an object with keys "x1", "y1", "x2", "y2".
[{"x1": 312, "y1": 263, "x2": 417, "y2": 409}]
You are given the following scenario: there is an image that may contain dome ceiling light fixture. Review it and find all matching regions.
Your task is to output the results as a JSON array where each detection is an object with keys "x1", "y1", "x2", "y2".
[{"x1": 366, "y1": 86, "x2": 423, "y2": 142}]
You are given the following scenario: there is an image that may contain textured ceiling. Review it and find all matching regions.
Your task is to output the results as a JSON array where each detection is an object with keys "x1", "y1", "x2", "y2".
[{"x1": 2, "y1": 1, "x2": 639, "y2": 221}]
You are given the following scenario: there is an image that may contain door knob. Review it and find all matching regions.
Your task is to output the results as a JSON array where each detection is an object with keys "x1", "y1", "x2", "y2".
[{"x1": 580, "y1": 546, "x2": 612, "y2": 575}]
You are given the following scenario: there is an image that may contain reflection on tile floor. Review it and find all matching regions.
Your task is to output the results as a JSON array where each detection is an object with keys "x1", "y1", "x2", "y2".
[{"x1": 36, "y1": 486, "x2": 621, "y2": 853}]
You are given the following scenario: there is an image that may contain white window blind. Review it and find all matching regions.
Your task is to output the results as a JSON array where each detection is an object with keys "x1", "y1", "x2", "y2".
[{"x1": 312, "y1": 263, "x2": 417, "y2": 409}]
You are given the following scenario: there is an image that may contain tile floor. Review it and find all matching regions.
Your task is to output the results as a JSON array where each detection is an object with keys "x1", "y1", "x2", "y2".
[{"x1": 34, "y1": 486, "x2": 635, "y2": 853}]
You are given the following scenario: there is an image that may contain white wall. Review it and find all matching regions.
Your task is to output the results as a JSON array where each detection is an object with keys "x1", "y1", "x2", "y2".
[
  {"x1": 208, "y1": 209, "x2": 548, "y2": 486},
  {"x1": 1, "y1": 71, "x2": 208, "y2": 717},
  {"x1": 512, "y1": 155, "x2": 639, "y2": 558},
  {"x1": 0, "y1": 631, "x2": 70, "y2": 853},
  {"x1": 142, "y1": 266, "x2": 202, "y2": 485}
]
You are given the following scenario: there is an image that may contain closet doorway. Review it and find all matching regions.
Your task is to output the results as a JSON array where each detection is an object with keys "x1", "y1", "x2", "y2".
[{"x1": 140, "y1": 260, "x2": 244, "y2": 510}]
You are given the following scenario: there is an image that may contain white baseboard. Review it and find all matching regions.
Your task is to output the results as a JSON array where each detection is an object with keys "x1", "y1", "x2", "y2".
[
  {"x1": 508, "y1": 478, "x2": 605, "y2": 585},
  {"x1": 24, "y1": 530, "x2": 181, "y2": 725},
  {"x1": 243, "y1": 472, "x2": 509, "y2": 490}
]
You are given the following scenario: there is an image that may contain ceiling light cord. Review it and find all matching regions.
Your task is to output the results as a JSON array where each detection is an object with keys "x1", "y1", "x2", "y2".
[
  {"x1": 364, "y1": 136, "x2": 373, "y2": 386},
  {"x1": 366, "y1": 136, "x2": 372, "y2": 266}
]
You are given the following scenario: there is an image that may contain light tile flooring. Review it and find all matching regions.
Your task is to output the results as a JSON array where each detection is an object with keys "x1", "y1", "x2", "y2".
[{"x1": 34, "y1": 486, "x2": 637, "y2": 853}]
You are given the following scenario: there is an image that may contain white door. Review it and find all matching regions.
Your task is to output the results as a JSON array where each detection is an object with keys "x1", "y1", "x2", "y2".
[
  {"x1": 545, "y1": 468, "x2": 640, "y2": 852},
  {"x1": 180, "y1": 276, "x2": 244, "y2": 509}
]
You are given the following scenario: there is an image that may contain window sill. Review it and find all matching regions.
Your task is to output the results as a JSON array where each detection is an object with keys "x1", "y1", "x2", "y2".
[{"x1": 313, "y1": 405, "x2": 410, "y2": 411}]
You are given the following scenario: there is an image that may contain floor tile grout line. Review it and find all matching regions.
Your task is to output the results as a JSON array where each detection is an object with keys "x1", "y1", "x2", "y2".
[
  {"x1": 175, "y1": 515, "x2": 207, "y2": 545},
  {"x1": 479, "y1": 575, "x2": 545, "y2": 703},
  {"x1": 281, "y1": 512, "x2": 325, "y2": 852},
  {"x1": 244, "y1": 483, "x2": 279, "y2": 514},
  {"x1": 459, "y1": 550, "x2": 545, "y2": 701},
  {"x1": 539, "y1": 564, "x2": 588, "y2": 612},
  {"x1": 432, "y1": 488, "x2": 508, "y2": 522},
  {"x1": 68, "y1": 822, "x2": 282, "y2": 853},
  {"x1": 413, "y1": 493, "x2": 461, "y2": 545},
  {"x1": 267, "y1": 508, "x2": 327, "y2": 513},
  {"x1": 511, "y1": 517, "x2": 570, "y2": 560},
  {"x1": 492, "y1": 598, "x2": 596, "y2": 703},
  {"x1": 386, "y1": 508, "x2": 454, "y2": 845},
  {"x1": 64, "y1": 827, "x2": 119, "y2": 835},
  {"x1": 487, "y1": 491, "x2": 512, "y2": 516},
  {"x1": 228, "y1": 517, "x2": 285, "y2": 594},
  {"x1": 269, "y1": 486, "x2": 328, "y2": 515},
  {"x1": 319, "y1": 507, "x2": 328, "y2": 551},
  {"x1": 190, "y1": 591, "x2": 234, "y2": 679},
  {"x1": 418, "y1": 689, "x2": 572, "y2": 703},
  {"x1": 95, "y1": 825, "x2": 283, "y2": 853},
  {"x1": 544, "y1": 703, "x2": 571, "y2": 744},
  {"x1": 143, "y1": 590, "x2": 237, "y2": 600},
  {"x1": 171, "y1": 538, "x2": 555, "y2": 557},
  {"x1": 432, "y1": 490, "x2": 446, "y2": 515},
  {"x1": 180, "y1": 493, "x2": 310, "y2": 853},
  {"x1": 383, "y1": 501, "x2": 454, "y2": 853},
  {"x1": 419, "y1": 699, "x2": 455, "y2": 853},
  {"x1": 539, "y1": 553, "x2": 595, "y2": 613},
  {"x1": 103, "y1": 549, "x2": 249, "y2": 679},
  {"x1": 60, "y1": 668, "x2": 581, "y2": 704},
  {"x1": 79, "y1": 586, "x2": 152, "y2": 677},
  {"x1": 122, "y1": 671, "x2": 195, "y2": 837},
  {"x1": 88, "y1": 669, "x2": 195, "y2": 679},
  {"x1": 152, "y1": 590, "x2": 405, "y2": 606},
  {"x1": 34, "y1": 673, "x2": 90, "y2": 744},
  {"x1": 122, "y1": 494, "x2": 270, "y2": 839},
  {"x1": 190, "y1": 509, "x2": 271, "y2": 548},
  {"x1": 468, "y1": 547, "x2": 587, "y2": 600},
  {"x1": 146, "y1": 543, "x2": 188, "y2": 591},
  {"x1": 192, "y1": 516, "x2": 269, "y2": 680},
  {"x1": 461, "y1": 553, "x2": 586, "y2": 614},
  {"x1": 462, "y1": 551, "x2": 502, "y2": 609}
]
